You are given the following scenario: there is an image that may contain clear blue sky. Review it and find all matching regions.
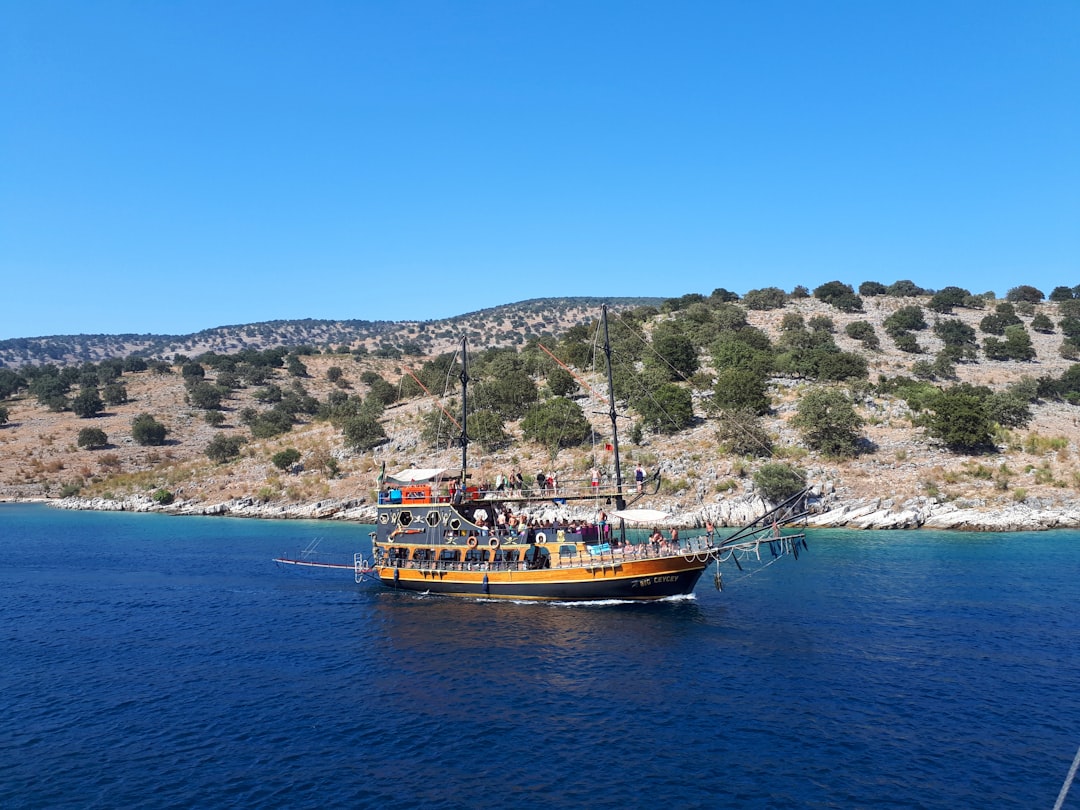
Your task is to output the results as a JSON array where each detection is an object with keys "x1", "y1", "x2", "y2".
[{"x1": 2, "y1": 1, "x2": 1077, "y2": 340}]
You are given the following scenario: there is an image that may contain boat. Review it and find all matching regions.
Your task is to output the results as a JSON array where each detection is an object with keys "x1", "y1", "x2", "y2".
[{"x1": 345, "y1": 305, "x2": 810, "y2": 601}]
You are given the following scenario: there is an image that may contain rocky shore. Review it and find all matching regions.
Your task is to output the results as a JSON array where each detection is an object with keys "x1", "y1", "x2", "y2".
[{"x1": 44, "y1": 490, "x2": 1080, "y2": 532}]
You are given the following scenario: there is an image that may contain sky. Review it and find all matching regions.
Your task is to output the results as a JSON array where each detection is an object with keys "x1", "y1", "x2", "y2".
[{"x1": 2, "y1": 1, "x2": 1078, "y2": 340}]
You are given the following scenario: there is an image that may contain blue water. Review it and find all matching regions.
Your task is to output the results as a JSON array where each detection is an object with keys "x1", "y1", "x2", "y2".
[{"x1": 1, "y1": 504, "x2": 1078, "y2": 809}]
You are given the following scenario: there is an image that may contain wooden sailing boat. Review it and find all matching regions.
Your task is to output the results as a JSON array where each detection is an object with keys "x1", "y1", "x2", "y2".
[{"x1": 355, "y1": 305, "x2": 808, "y2": 601}]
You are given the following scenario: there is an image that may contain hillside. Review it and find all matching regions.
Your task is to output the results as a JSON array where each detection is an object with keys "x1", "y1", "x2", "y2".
[
  {"x1": 4, "y1": 289, "x2": 1080, "y2": 530},
  {"x1": 0, "y1": 297, "x2": 662, "y2": 368}
]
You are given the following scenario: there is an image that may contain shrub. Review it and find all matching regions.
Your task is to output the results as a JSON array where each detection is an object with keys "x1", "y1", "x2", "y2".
[
  {"x1": 132, "y1": 414, "x2": 168, "y2": 446},
  {"x1": 753, "y1": 463, "x2": 806, "y2": 503},
  {"x1": 71, "y1": 388, "x2": 104, "y2": 418},
  {"x1": 271, "y1": 448, "x2": 302, "y2": 471},
  {"x1": 521, "y1": 397, "x2": 591, "y2": 453},
  {"x1": 206, "y1": 434, "x2": 246, "y2": 463},
  {"x1": 77, "y1": 427, "x2": 108, "y2": 449},
  {"x1": 151, "y1": 488, "x2": 175, "y2": 505},
  {"x1": 743, "y1": 287, "x2": 788, "y2": 310},
  {"x1": 1006, "y1": 285, "x2": 1045, "y2": 303},
  {"x1": 341, "y1": 413, "x2": 388, "y2": 451},
  {"x1": 791, "y1": 388, "x2": 863, "y2": 458}
]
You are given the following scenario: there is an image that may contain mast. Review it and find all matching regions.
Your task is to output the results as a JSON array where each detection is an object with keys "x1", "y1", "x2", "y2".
[
  {"x1": 601, "y1": 305, "x2": 626, "y2": 516},
  {"x1": 459, "y1": 336, "x2": 469, "y2": 488}
]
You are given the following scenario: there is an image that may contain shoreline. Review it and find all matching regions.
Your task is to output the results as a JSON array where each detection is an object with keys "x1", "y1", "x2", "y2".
[{"x1": 8, "y1": 493, "x2": 1080, "y2": 533}]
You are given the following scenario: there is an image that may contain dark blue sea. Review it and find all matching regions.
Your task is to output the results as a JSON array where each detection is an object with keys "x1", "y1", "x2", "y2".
[{"x1": 2, "y1": 503, "x2": 1078, "y2": 809}]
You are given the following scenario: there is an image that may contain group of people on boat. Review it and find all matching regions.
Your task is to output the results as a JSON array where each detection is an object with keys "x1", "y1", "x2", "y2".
[{"x1": 462, "y1": 504, "x2": 613, "y2": 544}]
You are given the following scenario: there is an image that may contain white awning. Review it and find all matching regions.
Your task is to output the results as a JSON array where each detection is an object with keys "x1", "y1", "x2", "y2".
[
  {"x1": 387, "y1": 468, "x2": 446, "y2": 484},
  {"x1": 611, "y1": 508, "x2": 670, "y2": 523}
]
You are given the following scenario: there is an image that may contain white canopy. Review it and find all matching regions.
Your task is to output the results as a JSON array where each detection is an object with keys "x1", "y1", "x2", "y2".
[
  {"x1": 387, "y1": 468, "x2": 446, "y2": 484},
  {"x1": 611, "y1": 508, "x2": 670, "y2": 523}
]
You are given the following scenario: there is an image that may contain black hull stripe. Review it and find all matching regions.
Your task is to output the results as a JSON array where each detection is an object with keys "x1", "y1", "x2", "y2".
[{"x1": 378, "y1": 569, "x2": 707, "y2": 601}]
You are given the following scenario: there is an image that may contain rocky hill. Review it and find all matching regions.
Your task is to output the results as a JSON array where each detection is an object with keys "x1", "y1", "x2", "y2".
[
  {"x1": 0, "y1": 297, "x2": 661, "y2": 368},
  {"x1": 4, "y1": 289, "x2": 1080, "y2": 531}
]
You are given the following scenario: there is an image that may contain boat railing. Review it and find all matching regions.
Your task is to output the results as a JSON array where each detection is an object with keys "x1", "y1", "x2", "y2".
[{"x1": 375, "y1": 536, "x2": 722, "y2": 573}]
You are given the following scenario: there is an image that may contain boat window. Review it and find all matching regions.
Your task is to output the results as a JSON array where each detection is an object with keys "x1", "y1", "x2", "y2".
[
  {"x1": 398, "y1": 510, "x2": 413, "y2": 526},
  {"x1": 426, "y1": 511, "x2": 440, "y2": 527},
  {"x1": 412, "y1": 548, "x2": 433, "y2": 562},
  {"x1": 558, "y1": 544, "x2": 578, "y2": 557},
  {"x1": 379, "y1": 513, "x2": 389, "y2": 524},
  {"x1": 439, "y1": 549, "x2": 461, "y2": 562},
  {"x1": 449, "y1": 518, "x2": 461, "y2": 530},
  {"x1": 464, "y1": 549, "x2": 488, "y2": 563},
  {"x1": 524, "y1": 545, "x2": 551, "y2": 569}
]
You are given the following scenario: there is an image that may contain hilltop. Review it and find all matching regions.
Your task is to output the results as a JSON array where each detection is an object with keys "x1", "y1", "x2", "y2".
[
  {"x1": 4, "y1": 286, "x2": 1080, "y2": 531},
  {"x1": 0, "y1": 297, "x2": 662, "y2": 368}
]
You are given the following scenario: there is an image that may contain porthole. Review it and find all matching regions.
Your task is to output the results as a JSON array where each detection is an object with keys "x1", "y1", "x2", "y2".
[
  {"x1": 379, "y1": 513, "x2": 389, "y2": 524},
  {"x1": 398, "y1": 511, "x2": 413, "y2": 526},
  {"x1": 426, "y1": 511, "x2": 440, "y2": 527},
  {"x1": 449, "y1": 518, "x2": 461, "y2": 530}
]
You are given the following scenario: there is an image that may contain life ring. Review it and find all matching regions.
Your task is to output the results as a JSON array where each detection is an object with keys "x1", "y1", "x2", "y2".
[
  {"x1": 535, "y1": 532, "x2": 547, "y2": 544},
  {"x1": 467, "y1": 536, "x2": 478, "y2": 548},
  {"x1": 489, "y1": 537, "x2": 500, "y2": 549}
]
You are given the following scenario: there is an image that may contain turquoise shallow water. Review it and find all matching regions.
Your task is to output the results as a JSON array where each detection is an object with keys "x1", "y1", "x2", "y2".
[{"x1": 1, "y1": 503, "x2": 1078, "y2": 809}]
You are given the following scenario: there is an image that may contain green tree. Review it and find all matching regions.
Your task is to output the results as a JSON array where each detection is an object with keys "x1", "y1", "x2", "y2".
[
  {"x1": 180, "y1": 362, "x2": 205, "y2": 381},
  {"x1": 926, "y1": 386, "x2": 994, "y2": 451},
  {"x1": 102, "y1": 382, "x2": 128, "y2": 406},
  {"x1": 468, "y1": 409, "x2": 510, "y2": 451},
  {"x1": 249, "y1": 407, "x2": 295, "y2": 438},
  {"x1": 206, "y1": 434, "x2": 246, "y2": 463},
  {"x1": 326, "y1": 366, "x2": 343, "y2": 383},
  {"x1": 271, "y1": 448, "x2": 302, "y2": 470},
  {"x1": 341, "y1": 413, "x2": 387, "y2": 451},
  {"x1": 753, "y1": 463, "x2": 806, "y2": 503},
  {"x1": 928, "y1": 286, "x2": 971, "y2": 313},
  {"x1": 76, "y1": 427, "x2": 108, "y2": 449},
  {"x1": 743, "y1": 287, "x2": 788, "y2": 310},
  {"x1": 713, "y1": 368, "x2": 770, "y2": 415},
  {"x1": 886, "y1": 279, "x2": 929, "y2": 296},
  {"x1": 647, "y1": 325, "x2": 699, "y2": 380},
  {"x1": 0, "y1": 369, "x2": 26, "y2": 399},
  {"x1": 287, "y1": 355, "x2": 309, "y2": 377},
  {"x1": 859, "y1": 281, "x2": 887, "y2": 296},
  {"x1": 1031, "y1": 313, "x2": 1054, "y2": 333},
  {"x1": 187, "y1": 381, "x2": 223, "y2": 410},
  {"x1": 933, "y1": 319, "x2": 978, "y2": 360},
  {"x1": 844, "y1": 320, "x2": 880, "y2": 350},
  {"x1": 204, "y1": 410, "x2": 226, "y2": 427},
  {"x1": 132, "y1": 414, "x2": 168, "y2": 446},
  {"x1": 546, "y1": 366, "x2": 578, "y2": 398},
  {"x1": 30, "y1": 374, "x2": 70, "y2": 411},
  {"x1": 1006, "y1": 285, "x2": 1045, "y2": 303},
  {"x1": 635, "y1": 382, "x2": 694, "y2": 434},
  {"x1": 472, "y1": 364, "x2": 538, "y2": 420},
  {"x1": 814, "y1": 281, "x2": 863, "y2": 312},
  {"x1": 883, "y1": 305, "x2": 928, "y2": 336},
  {"x1": 71, "y1": 388, "x2": 104, "y2": 418},
  {"x1": 791, "y1": 388, "x2": 863, "y2": 458},
  {"x1": 521, "y1": 397, "x2": 591, "y2": 454},
  {"x1": 715, "y1": 409, "x2": 772, "y2": 456}
]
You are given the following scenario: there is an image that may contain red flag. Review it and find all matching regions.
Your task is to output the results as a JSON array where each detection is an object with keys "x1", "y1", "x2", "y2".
[{"x1": 604, "y1": 443, "x2": 613, "y2": 451}]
